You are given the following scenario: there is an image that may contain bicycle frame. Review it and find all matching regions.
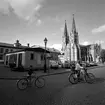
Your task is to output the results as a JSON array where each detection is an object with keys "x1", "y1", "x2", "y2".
[
  {"x1": 69, "y1": 67, "x2": 95, "y2": 84},
  {"x1": 17, "y1": 74, "x2": 45, "y2": 90},
  {"x1": 71, "y1": 68, "x2": 87, "y2": 78}
]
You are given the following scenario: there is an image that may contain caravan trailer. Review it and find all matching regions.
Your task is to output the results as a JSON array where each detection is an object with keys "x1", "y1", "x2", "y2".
[
  {"x1": 4, "y1": 48, "x2": 50, "y2": 71},
  {"x1": 5, "y1": 51, "x2": 25, "y2": 69}
]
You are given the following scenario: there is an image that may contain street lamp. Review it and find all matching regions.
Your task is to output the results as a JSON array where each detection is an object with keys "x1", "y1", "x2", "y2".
[{"x1": 44, "y1": 37, "x2": 48, "y2": 73}]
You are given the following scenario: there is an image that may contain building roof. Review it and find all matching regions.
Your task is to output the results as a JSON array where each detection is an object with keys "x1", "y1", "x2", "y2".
[
  {"x1": 0, "y1": 42, "x2": 29, "y2": 49},
  {"x1": 0, "y1": 42, "x2": 61, "y2": 54},
  {"x1": 79, "y1": 44, "x2": 97, "y2": 48},
  {"x1": 5, "y1": 47, "x2": 51, "y2": 54},
  {"x1": 31, "y1": 45, "x2": 61, "y2": 54},
  {"x1": 80, "y1": 44, "x2": 92, "y2": 47},
  {"x1": 0, "y1": 42, "x2": 14, "y2": 47}
]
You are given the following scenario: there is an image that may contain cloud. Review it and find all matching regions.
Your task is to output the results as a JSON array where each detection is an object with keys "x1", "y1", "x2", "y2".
[
  {"x1": 92, "y1": 25, "x2": 105, "y2": 34},
  {"x1": 36, "y1": 19, "x2": 42, "y2": 26},
  {"x1": 81, "y1": 41, "x2": 90, "y2": 45},
  {"x1": 0, "y1": 0, "x2": 44, "y2": 23},
  {"x1": 49, "y1": 44, "x2": 62, "y2": 51}
]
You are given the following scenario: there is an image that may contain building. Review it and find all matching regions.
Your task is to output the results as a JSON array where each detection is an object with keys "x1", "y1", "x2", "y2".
[
  {"x1": 0, "y1": 40, "x2": 30, "y2": 62},
  {"x1": 31, "y1": 45, "x2": 61, "y2": 61},
  {"x1": 61, "y1": 14, "x2": 101, "y2": 63},
  {"x1": 4, "y1": 47, "x2": 61, "y2": 70},
  {"x1": 4, "y1": 47, "x2": 50, "y2": 70},
  {"x1": 80, "y1": 44, "x2": 101, "y2": 62}
]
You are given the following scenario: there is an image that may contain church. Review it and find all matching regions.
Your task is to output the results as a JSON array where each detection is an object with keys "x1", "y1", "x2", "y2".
[{"x1": 61, "y1": 14, "x2": 101, "y2": 63}]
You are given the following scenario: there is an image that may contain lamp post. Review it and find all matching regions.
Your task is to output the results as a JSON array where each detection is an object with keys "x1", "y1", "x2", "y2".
[{"x1": 44, "y1": 37, "x2": 48, "y2": 73}]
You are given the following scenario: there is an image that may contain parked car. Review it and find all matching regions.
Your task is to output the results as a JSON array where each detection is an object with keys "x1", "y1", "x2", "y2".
[
  {"x1": 63, "y1": 61, "x2": 70, "y2": 68},
  {"x1": 81, "y1": 61, "x2": 90, "y2": 67},
  {"x1": 89, "y1": 62, "x2": 98, "y2": 66},
  {"x1": 85, "y1": 62, "x2": 91, "y2": 67},
  {"x1": 49, "y1": 60, "x2": 59, "y2": 69},
  {"x1": 58, "y1": 61, "x2": 62, "y2": 68}
]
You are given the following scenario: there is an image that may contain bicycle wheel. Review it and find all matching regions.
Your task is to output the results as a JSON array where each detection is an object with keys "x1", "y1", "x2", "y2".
[
  {"x1": 17, "y1": 78, "x2": 28, "y2": 90},
  {"x1": 85, "y1": 73, "x2": 95, "y2": 84},
  {"x1": 35, "y1": 77, "x2": 45, "y2": 88},
  {"x1": 69, "y1": 73, "x2": 78, "y2": 84}
]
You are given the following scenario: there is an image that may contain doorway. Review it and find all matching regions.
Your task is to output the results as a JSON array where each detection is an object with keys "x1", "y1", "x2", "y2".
[{"x1": 18, "y1": 53, "x2": 22, "y2": 68}]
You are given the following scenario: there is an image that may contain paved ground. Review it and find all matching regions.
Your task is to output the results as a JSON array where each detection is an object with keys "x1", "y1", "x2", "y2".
[{"x1": 0, "y1": 64, "x2": 105, "y2": 105}]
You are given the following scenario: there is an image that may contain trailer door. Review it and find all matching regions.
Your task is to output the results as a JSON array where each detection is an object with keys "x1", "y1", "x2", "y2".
[
  {"x1": 5, "y1": 55, "x2": 8, "y2": 65},
  {"x1": 18, "y1": 53, "x2": 22, "y2": 68}
]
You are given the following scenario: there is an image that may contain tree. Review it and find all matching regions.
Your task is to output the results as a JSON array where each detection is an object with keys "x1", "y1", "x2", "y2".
[{"x1": 100, "y1": 49, "x2": 105, "y2": 63}]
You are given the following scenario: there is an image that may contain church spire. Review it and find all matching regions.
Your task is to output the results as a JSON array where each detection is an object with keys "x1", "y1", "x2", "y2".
[
  {"x1": 64, "y1": 20, "x2": 69, "y2": 45},
  {"x1": 61, "y1": 20, "x2": 69, "y2": 52},
  {"x1": 64, "y1": 20, "x2": 67, "y2": 34},
  {"x1": 72, "y1": 14, "x2": 76, "y2": 33}
]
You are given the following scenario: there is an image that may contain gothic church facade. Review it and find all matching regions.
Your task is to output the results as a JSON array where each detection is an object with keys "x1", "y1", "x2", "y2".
[{"x1": 62, "y1": 15, "x2": 101, "y2": 63}]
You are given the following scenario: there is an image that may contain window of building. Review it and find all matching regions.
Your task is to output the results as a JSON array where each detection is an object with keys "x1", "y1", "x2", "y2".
[
  {"x1": 30, "y1": 53, "x2": 34, "y2": 60},
  {"x1": 6, "y1": 56, "x2": 8, "y2": 65},
  {"x1": 41, "y1": 54, "x2": 44, "y2": 60},
  {"x1": 0, "y1": 55, "x2": 3, "y2": 60},
  {"x1": 5, "y1": 49, "x2": 9, "y2": 53},
  {"x1": 11, "y1": 49, "x2": 13, "y2": 52},
  {"x1": 0, "y1": 48, "x2": 4, "y2": 53}
]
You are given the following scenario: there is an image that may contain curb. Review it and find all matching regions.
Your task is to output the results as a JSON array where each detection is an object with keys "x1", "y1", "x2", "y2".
[
  {"x1": 0, "y1": 65, "x2": 105, "y2": 80},
  {"x1": 37, "y1": 65, "x2": 105, "y2": 77}
]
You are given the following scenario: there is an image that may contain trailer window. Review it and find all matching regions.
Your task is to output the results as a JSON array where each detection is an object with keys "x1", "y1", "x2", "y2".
[
  {"x1": 41, "y1": 54, "x2": 44, "y2": 60},
  {"x1": 0, "y1": 48, "x2": 4, "y2": 53},
  {"x1": 30, "y1": 53, "x2": 34, "y2": 60},
  {"x1": 5, "y1": 49, "x2": 9, "y2": 53},
  {"x1": 0, "y1": 55, "x2": 3, "y2": 60},
  {"x1": 6, "y1": 56, "x2": 8, "y2": 65},
  {"x1": 9, "y1": 54, "x2": 17, "y2": 64}
]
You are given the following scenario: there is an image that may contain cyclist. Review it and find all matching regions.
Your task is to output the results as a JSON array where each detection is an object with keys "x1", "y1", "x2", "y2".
[
  {"x1": 70, "y1": 62, "x2": 75, "y2": 71},
  {"x1": 75, "y1": 61, "x2": 83, "y2": 79},
  {"x1": 27, "y1": 65, "x2": 34, "y2": 85}
]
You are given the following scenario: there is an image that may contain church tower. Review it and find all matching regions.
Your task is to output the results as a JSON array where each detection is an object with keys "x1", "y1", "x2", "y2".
[
  {"x1": 62, "y1": 14, "x2": 81, "y2": 62},
  {"x1": 62, "y1": 20, "x2": 69, "y2": 53},
  {"x1": 70, "y1": 14, "x2": 81, "y2": 61},
  {"x1": 61, "y1": 20, "x2": 70, "y2": 61}
]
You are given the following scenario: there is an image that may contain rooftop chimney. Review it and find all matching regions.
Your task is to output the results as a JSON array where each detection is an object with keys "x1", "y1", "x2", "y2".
[
  {"x1": 14, "y1": 40, "x2": 21, "y2": 47},
  {"x1": 16, "y1": 40, "x2": 19, "y2": 43},
  {"x1": 27, "y1": 43, "x2": 30, "y2": 47}
]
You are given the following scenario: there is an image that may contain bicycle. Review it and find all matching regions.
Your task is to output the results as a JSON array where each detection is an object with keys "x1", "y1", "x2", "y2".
[
  {"x1": 17, "y1": 73, "x2": 45, "y2": 90},
  {"x1": 68, "y1": 67, "x2": 95, "y2": 84}
]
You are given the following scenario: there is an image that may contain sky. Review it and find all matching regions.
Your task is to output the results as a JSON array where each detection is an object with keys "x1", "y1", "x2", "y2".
[{"x1": 0, "y1": 0, "x2": 105, "y2": 51}]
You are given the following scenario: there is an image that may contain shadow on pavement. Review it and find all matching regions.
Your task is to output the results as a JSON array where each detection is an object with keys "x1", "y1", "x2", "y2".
[
  {"x1": 63, "y1": 77, "x2": 105, "y2": 87},
  {"x1": 93, "y1": 77, "x2": 105, "y2": 84}
]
